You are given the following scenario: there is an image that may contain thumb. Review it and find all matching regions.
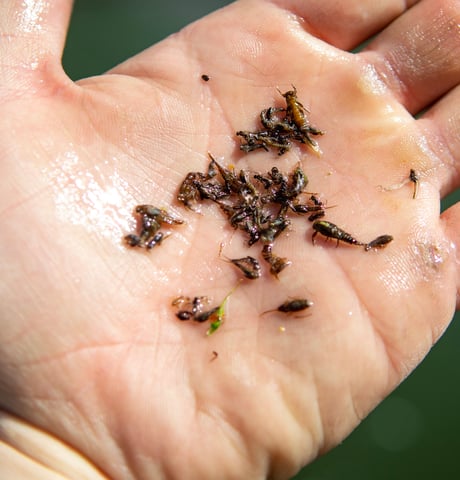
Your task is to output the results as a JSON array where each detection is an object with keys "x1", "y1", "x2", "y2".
[{"x1": 0, "y1": 0, "x2": 73, "y2": 94}]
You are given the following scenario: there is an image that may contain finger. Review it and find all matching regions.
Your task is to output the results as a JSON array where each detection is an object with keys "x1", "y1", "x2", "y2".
[
  {"x1": 440, "y1": 202, "x2": 460, "y2": 310},
  {"x1": 269, "y1": 0, "x2": 419, "y2": 50},
  {"x1": 419, "y1": 85, "x2": 460, "y2": 197},
  {"x1": 362, "y1": 0, "x2": 460, "y2": 114},
  {"x1": 0, "y1": 0, "x2": 73, "y2": 91}
]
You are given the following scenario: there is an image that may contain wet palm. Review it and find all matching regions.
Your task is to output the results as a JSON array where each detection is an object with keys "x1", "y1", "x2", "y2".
[{"x1": 0, "y1": 1, "x2": 459, "y2": 479}]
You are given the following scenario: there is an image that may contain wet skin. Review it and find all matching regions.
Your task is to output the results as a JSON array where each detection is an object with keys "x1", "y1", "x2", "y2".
[{"x1": 0, "y1": 1, "x2": 459, "y2": 479}]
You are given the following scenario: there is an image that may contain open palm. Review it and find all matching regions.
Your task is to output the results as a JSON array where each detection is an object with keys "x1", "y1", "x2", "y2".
[{"x1": 1, "y1": 1, "x2": 459, "y2": 479}]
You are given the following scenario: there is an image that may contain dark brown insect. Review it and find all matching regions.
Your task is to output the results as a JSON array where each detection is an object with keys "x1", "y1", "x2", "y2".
[
  {"x1": 236, "y1": 130, "x2": 292, "y2": 155},
  {"x1": 262, "y1": 298, "x2": 313, "y2": 315},
  {"x1": 409, "y1": 169, "x2": 419, "y2": 199},
  {"x1": 201, "y1": 74, "x2": 210, "y2": 81},
  {"x1": 145, "y1": 231, "x2": 169, "y2": 249},
  {"x1": 261, "y1": 244, "x2": 291, "y2": 278},
  {"x1": 237, "y1": 87, "x2": 323, "y2": 155},
  {"x1": 176, "y1": 310, "x2": 194, "y2": 321},
  {"x1": 279, "y1": 86, "x2": 324, "y2": 154},
  {"x1": 312, "y1": 220, "x2": 364, "y2": 247},
  {"x1": 260, "y1": 107, "x2": 291, "y2": 131},
  {"x1": 125, "y1": 205, "x2": 182, "y2": 249},
  {"x1": 194, "y1": 306, "x2": 220, "y2": 323},
  {"x1": 364, "y1": 235, "x2": 394, "y2": 251},
  {"x1": 259, "y1": 216, "x2": 291, "y2": 244},
  {"x1": 226, "y1": 256, "x2": 261, "y2": 280},
  {"x1": 172, "y1": 296, "x2": 210, "y2": 320}
]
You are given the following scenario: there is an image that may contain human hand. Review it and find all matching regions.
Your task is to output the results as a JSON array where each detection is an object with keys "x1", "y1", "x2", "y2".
[{"x1": 0, "y1": 1, "x2": 459, "y2": 479}]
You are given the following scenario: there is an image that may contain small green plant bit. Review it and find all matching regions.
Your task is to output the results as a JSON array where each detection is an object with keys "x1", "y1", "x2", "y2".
[
  {"x1": 206, "y1": 283, "x2": 240, "y2": 336},
  {"x1": 172, "y1": 284, "x2": 240, "y2": 335}
]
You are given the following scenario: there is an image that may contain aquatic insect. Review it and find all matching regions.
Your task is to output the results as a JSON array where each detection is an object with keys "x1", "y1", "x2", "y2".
[
  {"x1": 261, "y1": 244, "x2": 291, "y2": 278},
  {"x1": 236, "y1": 130, "x2": 292, "y2": 155},
  {"x1": 172, "y1": 296, "x2": 210, "y2": 320},
  {"x1": 259, "y1": 216, "x2": 290, "y2": 244},
  {"x1": 279, "y1": 86, "x2": 324, "y2": 154},
  {"x1": 364, "y1": 234, "x2": 394, "y2": 251},
  {"x1": 124, "y1": 205, "x2": 182, "y2": 249},
  {"x1": 409, "y1": 169, "x2": 419, "y2": 199},
  {"x1": 293, "y1": 195, "x2": 331, "y2": 221},
  {"x1": 225, "y1": 255, "x2": 261, "y2": 280},
  {"x1": 145, "y1": 231, "x2": 169, "y2": 249},
  {"x1": 176, "y1": 310, "x2": 194, "y2": 321},
  {"x1": 237, "y1": 86, "x2": 324, "y2": 155},
  {"x1": 380, "y1": 168, "x2": 420, "y2": 199},
  {"x1": 262, "y1": 298, "x2": 313, "y2": 316},
  {"x1": 312, "y1": 220, "x2": 364, "y2": 247},
  {"x1": 172, "y1": 284, "x2": 239, "y2": 335},
  {"x1": 194, "y1": 306, "x2": 220, "y2": 323}
]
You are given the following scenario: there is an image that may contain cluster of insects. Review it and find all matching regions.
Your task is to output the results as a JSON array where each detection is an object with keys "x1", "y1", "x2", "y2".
[
  {"x1": 177, "y1": 153, "x2": 333, "y2": 279},
  {"x1": 171, "y1": 285, "x2": 237, "y2": 335},
  {"x1": 237, "y1": 86, "x2": 324, "y2": 156},
  {"x1": 124, "y1": 85, "x2": 401, "y2": 337}
]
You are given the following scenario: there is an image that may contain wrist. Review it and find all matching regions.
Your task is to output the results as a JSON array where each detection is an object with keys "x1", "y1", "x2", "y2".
[{"x1": 0, "y1": 410, "x2": 107, "y2": 480}]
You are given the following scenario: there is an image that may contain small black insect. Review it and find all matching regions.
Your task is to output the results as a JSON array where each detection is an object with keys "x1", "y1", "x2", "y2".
[
  {"x1": 261, "y1": 244, "x2": 291, "y2": 278},
  {"x1": 125, "y1": 204, "x2": 183, "y2": 249},
  {"x1": 194, "y1": 306, "x2": 220, "y2": 323},
  {"x1": 262, "y1": 298, "x2": 313, "y2": 315},
  {"x1": 364, "y1": 234, "x2": 394, "y2": 251},
  {"x1": 201, "y1": 74, "x2": 210, "y2": 81},
  {"x1": 172, "y1": 296, "x2": 210, "y2": 320},
  {"x1": 176, "y1": 310, "x2": 194, "y2": 321},
  {"x1": 409, "y1": 169, "x2": 419, "y2": 199},
  {"x1": 146, "y1": 231, "x2": 169, "y2": 249},
  {"x1": 312, "y1": 220, "x2": 364, "y2": 247},
  {"x1": 236, "y1": 130, "x2": 292, "y2": 155},
  {"x1": 227, "y1": 256, "x2": 261, "y2": 280}
]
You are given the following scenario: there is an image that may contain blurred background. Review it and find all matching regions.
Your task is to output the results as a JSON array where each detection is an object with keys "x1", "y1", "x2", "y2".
[{"x1": 62, "y1": 1, "x2": 460, "y2": 478}]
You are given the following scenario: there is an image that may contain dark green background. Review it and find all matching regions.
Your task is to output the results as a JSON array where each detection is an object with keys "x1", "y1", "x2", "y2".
[{"x1": 62, "y1": 1, "x2": 460, "y2": 478}]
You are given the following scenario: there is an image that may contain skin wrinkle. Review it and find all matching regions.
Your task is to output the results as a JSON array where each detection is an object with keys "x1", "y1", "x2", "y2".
[
  {"x1": 366, "y1": 3, "x2": 460, "y2": 113},
  {"x1": 194, "y1": 401, "x2": 258, "y2": 479},
  {"x1": 315, "y1": 247, "x2": 408, "y2": 414},
  {"x1": 421, "y1": 115, "x2": 460, "y2": 196}
]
